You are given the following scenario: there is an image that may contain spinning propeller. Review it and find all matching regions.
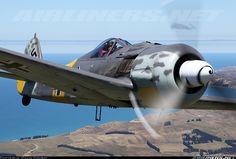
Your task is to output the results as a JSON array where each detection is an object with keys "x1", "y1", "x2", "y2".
[{"x1": 128, "y1": 0, "x2": 215, "y2": 138}]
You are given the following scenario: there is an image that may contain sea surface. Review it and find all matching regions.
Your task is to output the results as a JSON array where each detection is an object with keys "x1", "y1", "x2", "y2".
[{"x1": 0, "y1": 40, "x2": 236, "y2": 142}]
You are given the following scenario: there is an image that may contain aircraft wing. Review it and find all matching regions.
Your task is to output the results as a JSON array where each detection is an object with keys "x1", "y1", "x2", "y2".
[
  {"x1": 194, "y1": 96, "x2": 236, "y2": 110},
  {"x1": 0, "y1": 47, "x2": 133, "y2": 101},
  {"x1": 183, "y1": 86, "x2": 236, "y2": 110},
  {"x1": 0, "y1": 71, "x2": 26, "y2": 81}
]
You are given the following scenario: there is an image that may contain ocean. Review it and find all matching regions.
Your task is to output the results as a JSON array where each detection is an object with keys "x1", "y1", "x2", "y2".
[{"x1": 0, "y1": 40, "x2": 236, "y2": 142}]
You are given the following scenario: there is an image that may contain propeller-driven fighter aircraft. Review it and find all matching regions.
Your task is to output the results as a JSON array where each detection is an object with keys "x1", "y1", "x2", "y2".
[{"x1": 0, "y1": 34, "x2": 235, "y2": 122}]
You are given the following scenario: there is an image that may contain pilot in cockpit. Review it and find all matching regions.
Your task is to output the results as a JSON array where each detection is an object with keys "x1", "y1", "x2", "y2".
[{"x1": 100, "y1": 41, "x2": 114, "y2": 57}]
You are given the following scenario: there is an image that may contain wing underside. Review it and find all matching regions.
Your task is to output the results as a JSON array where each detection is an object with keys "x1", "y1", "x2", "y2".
[
  {"x1": 184, "y1": 87, "x2": 236, "y2": 110},
  {"x1": 187, "y1": 99, "x2": 236, "y2": 110},
  {"x1": 0, "y1": 71, "x2": 26, "y2": 81}
]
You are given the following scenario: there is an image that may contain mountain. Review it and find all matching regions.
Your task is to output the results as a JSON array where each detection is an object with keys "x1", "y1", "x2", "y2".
[{"x1": 0, "y1": 109, "x2": 236, "y2": 156}]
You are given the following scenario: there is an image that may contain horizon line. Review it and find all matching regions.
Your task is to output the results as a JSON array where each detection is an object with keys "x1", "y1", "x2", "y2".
[{"x1": 1, "y1": 39, "x2": 236, "y2": 42}]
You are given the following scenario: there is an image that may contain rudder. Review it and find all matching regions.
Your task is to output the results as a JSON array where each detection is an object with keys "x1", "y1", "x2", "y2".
[
  {"x1": 24, "y1": 33, "x2": 43, "y2": 59},
  {"x1": 17, "y1": 33, "x2": 43, "y2": 105}
]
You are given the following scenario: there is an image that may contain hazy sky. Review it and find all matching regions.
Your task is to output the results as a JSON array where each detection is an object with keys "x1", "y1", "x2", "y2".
[{"x1": 0, "y1": 0, "x2": 235, "y2": 40}]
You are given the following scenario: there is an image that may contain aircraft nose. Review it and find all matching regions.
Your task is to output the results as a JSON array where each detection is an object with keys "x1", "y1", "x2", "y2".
[{"x1": 179, "y1": 60, "x2": 214, "y2": 88}]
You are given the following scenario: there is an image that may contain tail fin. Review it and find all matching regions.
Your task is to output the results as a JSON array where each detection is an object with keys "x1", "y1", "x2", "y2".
[
  {"x1": 24, "y1": 33, "x2": 43, "y2": 59},
  {"x1": 17, "y1": 33, "x2": 43, "y2": 98}
]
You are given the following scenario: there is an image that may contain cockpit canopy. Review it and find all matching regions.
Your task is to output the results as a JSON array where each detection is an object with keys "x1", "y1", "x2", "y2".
[{"x1": 90, "y1": 38, "x2": 131, "y2": 58}]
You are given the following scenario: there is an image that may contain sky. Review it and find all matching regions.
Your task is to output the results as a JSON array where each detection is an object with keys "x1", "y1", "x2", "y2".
[{"x1": 0, "y1": 0, "x2": 236, "y2": 41}]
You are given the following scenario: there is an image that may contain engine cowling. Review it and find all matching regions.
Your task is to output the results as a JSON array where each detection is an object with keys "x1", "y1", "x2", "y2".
[{"x1": 130, "y1": 44, "x2": 214, "y2": 108}]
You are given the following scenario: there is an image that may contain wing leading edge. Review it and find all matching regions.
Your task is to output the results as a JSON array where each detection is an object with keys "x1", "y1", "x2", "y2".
[{"x1": 0, "y1": 47, "x2": 133, "y2": 102}]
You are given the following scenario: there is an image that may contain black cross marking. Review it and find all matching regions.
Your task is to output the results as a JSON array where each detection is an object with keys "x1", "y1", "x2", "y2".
[{"x1": 0, "y1": 60, "x2": 29, "y2": 72}]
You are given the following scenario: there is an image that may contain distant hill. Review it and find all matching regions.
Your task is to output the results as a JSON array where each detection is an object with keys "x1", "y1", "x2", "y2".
[
  {"x1": 210, "y1": 66, "x2": 236, "y2": 88},
  {"x1": 0, "y1": 110, "x2": 236, "y2": 156}
]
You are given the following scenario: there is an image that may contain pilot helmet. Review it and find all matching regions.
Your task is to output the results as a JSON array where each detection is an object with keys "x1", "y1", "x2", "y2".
[{"x1": 108, "y1": 41, "x2": 114, "y2": 47}]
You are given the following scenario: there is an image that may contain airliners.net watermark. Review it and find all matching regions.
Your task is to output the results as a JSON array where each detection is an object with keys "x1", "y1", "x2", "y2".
[{"x1": 12, "y1": 9, "x2": 224, "y2": 23}]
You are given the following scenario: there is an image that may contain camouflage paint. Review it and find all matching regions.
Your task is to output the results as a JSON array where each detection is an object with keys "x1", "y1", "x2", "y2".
[{"x1": 130, "y1": 45, "x2": 207, "y2": 108}]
